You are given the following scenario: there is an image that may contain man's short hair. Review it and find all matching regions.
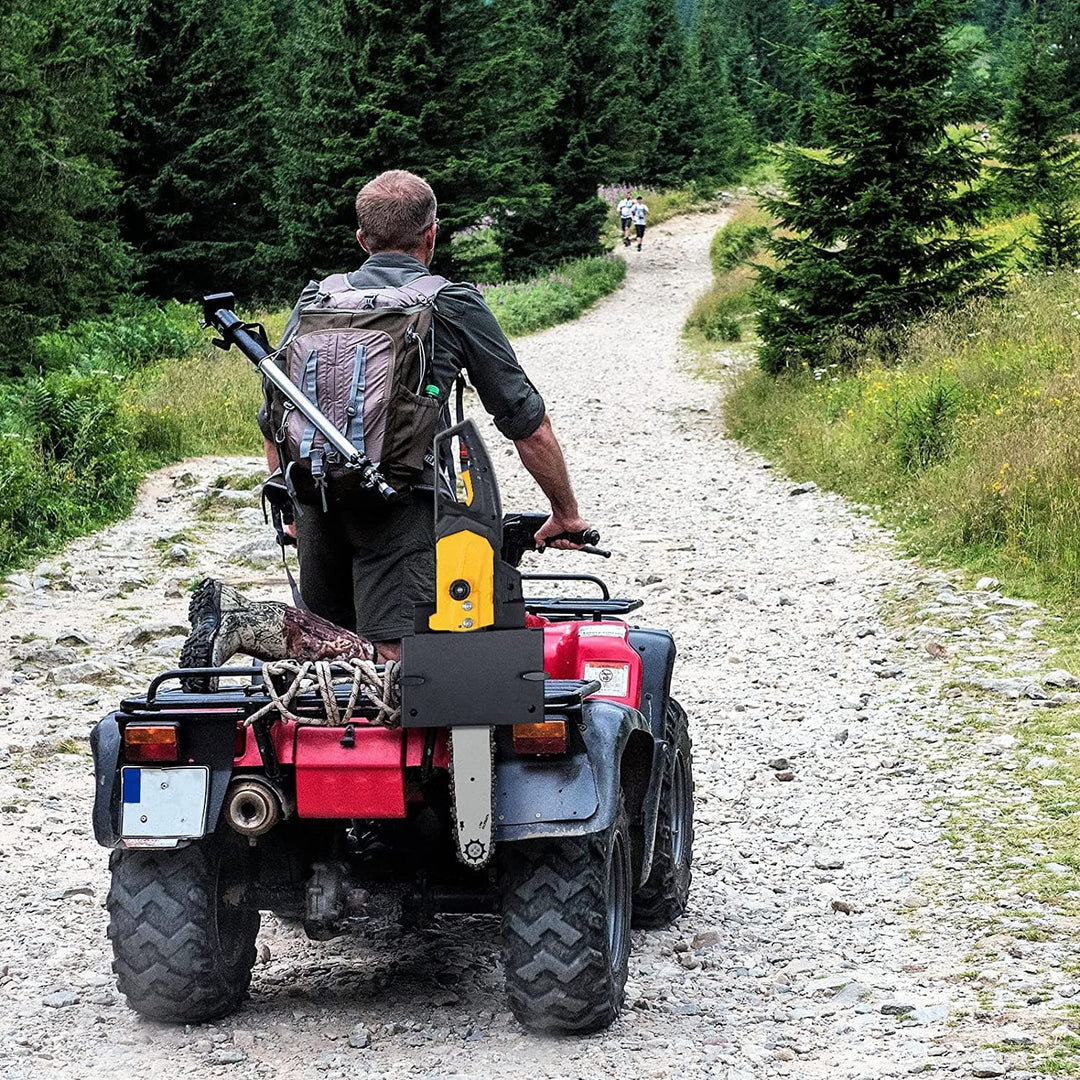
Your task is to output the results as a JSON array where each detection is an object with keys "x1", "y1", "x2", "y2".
[{"x1": 355, "y1": 170, "x2": 437, "y2": 252}]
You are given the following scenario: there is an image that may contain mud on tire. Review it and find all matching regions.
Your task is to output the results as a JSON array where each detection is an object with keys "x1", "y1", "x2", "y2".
[
  {"x1": 107, "y1": 831, "x2": 260, "y2": 1023},
  {"x1": 499, "y1": 795, "x2": 632, "y2": 1035},
  {"x1": 632, "y1": 698, "x2": 694, "y2": 928}
]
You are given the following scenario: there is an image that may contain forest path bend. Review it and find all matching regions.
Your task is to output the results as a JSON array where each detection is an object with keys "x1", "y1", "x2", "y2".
[{"x1": 0, "y1": 211, "x2": 1054, "y2": 1079}]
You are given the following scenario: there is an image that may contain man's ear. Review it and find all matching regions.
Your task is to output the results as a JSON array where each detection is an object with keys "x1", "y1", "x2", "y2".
[{"x1": 356, "y1": 229, "x2": 369, "y2": 253}]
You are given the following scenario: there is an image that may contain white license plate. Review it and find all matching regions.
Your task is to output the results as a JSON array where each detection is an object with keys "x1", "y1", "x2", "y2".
[{"x1": 121, "y1": 766, "x2": 209, "y2": 839}]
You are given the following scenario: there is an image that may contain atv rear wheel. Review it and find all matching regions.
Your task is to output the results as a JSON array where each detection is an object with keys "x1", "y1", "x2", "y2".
[
  {"x1": 500, "y1": 795, "x2": 632, "y2": 1034},
  {"x1": 633, "y1": 698, "x2": 694, "y2": 927},
  {"x1": 107, "y1": 831, "x2": 260, "y2": 1023}
]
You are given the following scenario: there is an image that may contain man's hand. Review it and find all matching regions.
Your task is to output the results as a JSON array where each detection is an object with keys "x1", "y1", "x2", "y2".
[
  {"x1": 534, "y1": 512, "x2": 592, "y2": 551},
  {"x1": 284, "y1": 521, "x2": 297, "y2": 540}
]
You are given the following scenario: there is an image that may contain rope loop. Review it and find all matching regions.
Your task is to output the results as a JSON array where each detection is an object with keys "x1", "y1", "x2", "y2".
[{"x1": 244, "y1": 657, "x2": 401, "y2": 729}]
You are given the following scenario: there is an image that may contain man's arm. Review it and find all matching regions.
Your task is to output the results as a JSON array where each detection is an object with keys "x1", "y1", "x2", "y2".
[{"x1": 514, "y1": 414, "x2": 590, "y2": 549}]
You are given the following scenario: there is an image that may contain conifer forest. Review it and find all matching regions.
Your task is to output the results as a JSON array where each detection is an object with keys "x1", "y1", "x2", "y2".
[{"x1": 4, "y1": 0, "x2": 1080, "y2": 381}]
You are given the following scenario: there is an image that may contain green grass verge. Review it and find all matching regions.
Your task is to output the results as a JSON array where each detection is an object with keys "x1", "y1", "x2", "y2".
[{"x1": 724, "y1": 271, "x2": 1080, "y2": 610}]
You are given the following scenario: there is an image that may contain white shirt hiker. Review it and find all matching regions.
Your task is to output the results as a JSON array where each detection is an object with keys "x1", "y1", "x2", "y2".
[
  {"x1": 632, "y1": 203, "x2": 649, "y2": 225},
  {"x1": 618, "y1": 198, "x2": 635, "y2": 219}
]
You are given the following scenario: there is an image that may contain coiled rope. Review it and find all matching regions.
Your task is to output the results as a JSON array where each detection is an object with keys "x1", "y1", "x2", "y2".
[{"x1": 244, "y1": 658, "x2": 401, "y2": 729}]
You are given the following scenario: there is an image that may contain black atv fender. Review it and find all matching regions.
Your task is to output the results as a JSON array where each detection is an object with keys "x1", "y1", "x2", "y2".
[
  {"x1": 494, "y1": 698, "x2": 666, "y2": 887},
  {"x1": 628, "y1": 628, "x2": 676, "y2": 740},
  {"x1": 90, "y1": 712, "x2": 236, "y2": 848}
]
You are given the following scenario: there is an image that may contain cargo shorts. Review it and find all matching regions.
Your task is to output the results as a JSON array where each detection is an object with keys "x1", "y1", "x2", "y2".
[{"x1": 295, "y1": 491, "x2": 435, "y2": 643}]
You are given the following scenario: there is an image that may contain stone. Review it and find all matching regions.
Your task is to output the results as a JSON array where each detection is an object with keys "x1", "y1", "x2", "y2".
[
  {"x1": 767, "y1": 757, "x2": 791, "y2": 771},
  {"x1": 778, "y1": 593, "x2": 794, "y2": 606},
  {"x1": 348, "y1": 1028, "x2": 371, "y2": 1049},
  {"x1": 209, "y1": 1049, "x2": 247, "y2": 1065},
  {"x1": 881, "y1": 1003, "x2": 916, "y2": 1015},
  {"x1": 120, "y1": 623, "x2": 189, "y2": 647},
  {"x1": 912, "y1": 1003, "x2": 949, "y2": 1024},
  {"x1": 1044, "y1": 669, "x2": 1080, "y2": 688},
  {"x1": 975, "y1": 577, "x2": 1000, "y2": 591},
  {"x1": 1000, "y1": 1027, "x2": 1034, "y2": 1048},
  {"x1": 814, "y1": 853, "x2": 845, "y2": 870},
  {"x1": 54, "y1": 629, "x2": 92, "y2": 646},
  {"x1": 42, "y1": 990, "x2": 79, "y2": 1008},
  {"x1": 775, "y1": 770, "x2": 795, "y2": 782},
  {"x1": 970, "y1": 1063, "x2": 1007, "y2": 1078},
  {"x1": 13, "y1": 643, "x2": 77, "y2": 667},
  {"x1": 46, "y1": 660, "x2": 112, "y2": 685}
]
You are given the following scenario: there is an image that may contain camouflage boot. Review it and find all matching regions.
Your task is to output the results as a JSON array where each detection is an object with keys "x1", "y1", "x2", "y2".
[{"x1": 179, "y1": 578, "x2": 375, "y2": 691}]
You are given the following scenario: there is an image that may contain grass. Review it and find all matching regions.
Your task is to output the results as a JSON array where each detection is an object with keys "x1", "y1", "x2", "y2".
[
  {"x1": 480, "y1": 254, "x2": 627, "y2": 338},
  {"x1": 685, "y1": 203, "x2": 775, "y2": 344},
  {"x1": 724, "y1": 271, "x2": 1080, "y2": 610}
]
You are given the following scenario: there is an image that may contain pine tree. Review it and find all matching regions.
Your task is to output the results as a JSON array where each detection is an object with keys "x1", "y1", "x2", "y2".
[
  {"x1": 269, "y1": 0, "x2": 543, "y2": 291},
  {"x1": 0, "y1": 0, "x2": 128, "y2": 376},
  {"x1": 714, "y1": 0, "x2": 810, "y2": 142},
  {"x1": 998, "y1": 9, "x2": 1080, "y2": 266},
  {"x1": 624, "y1": 0, "x2": 697, "y2": 186},
  {"x1": 757, "y1": 0, "x2": 1003, "y2": 374},
  {"x1": 116, "y1": 0, "x2": 278, "y2": 301},
  {"x1": 688, "y1": 0, "x2": 757, "y2": 183},
  {"x1": 498, "y1": 0, "x2": 619, "y2": 276}
]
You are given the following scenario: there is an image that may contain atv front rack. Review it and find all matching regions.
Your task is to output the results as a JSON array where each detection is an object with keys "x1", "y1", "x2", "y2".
[{"x1": 521, "y1": 573, "x2": 643, "y2": 620}]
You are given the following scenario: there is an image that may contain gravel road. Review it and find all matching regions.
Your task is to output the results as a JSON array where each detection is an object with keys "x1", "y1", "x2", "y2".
[{"x1": 0, "y1": 212, "x2": 1074, "y2": 1079}]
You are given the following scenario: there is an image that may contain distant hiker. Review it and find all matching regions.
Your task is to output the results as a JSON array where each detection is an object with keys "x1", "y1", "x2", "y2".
[
  {"x1": 617, "y1": 192, "x2": 635, "y2": 247},
  {"x1": 244, "y1": 169, "x2": 589, "y2": 664},
  {"x1": 632, "y1": 196, "x2": 649, "y2": 252}
]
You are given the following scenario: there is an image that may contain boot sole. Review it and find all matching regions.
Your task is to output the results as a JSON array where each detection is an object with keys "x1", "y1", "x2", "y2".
[{"x1": 180, "y1": 578, "x2": 222, "y2": 692}]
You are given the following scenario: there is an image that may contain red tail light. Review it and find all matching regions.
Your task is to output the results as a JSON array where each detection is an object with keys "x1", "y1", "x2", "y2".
[{"x1": 123, "y1": 723, "x2": 179, "y2": 762}]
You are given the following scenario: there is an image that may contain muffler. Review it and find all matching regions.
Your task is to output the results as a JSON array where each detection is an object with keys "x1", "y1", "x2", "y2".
[{"x1": 224, "y1": 776, "x2": 290, "y2": 837}]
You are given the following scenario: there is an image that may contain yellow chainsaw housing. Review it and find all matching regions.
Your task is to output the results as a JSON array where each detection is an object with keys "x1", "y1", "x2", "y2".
[{"x1": 428, "y1": 529, "x2": 495, "y2": 631}]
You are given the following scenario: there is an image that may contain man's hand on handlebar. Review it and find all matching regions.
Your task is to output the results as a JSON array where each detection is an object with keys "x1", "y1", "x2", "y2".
[{"x1": 534, "y1": 512, "x2": 593, "y2": 551}]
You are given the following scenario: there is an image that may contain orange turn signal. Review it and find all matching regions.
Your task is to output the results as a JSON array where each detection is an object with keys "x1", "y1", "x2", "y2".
[
  {"x1": 512, "y1": 720, "x2": 567, "y2": 756},
  {"x1": 123, "y1": 723, "x2": 179, "y2": 762}
]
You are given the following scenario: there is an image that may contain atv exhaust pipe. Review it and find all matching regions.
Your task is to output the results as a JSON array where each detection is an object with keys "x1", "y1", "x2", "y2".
[{"x1": 224, "y1": 776, "x2": 290, "y2": 837}]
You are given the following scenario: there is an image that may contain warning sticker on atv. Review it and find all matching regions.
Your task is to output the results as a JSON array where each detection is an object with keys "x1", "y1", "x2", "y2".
[{"x1": 582, "y1": 662, "x2": 631, "y2": 698}]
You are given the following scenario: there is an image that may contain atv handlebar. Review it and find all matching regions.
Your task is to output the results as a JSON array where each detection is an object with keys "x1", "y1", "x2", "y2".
[
  {"x1": 200, "y1": 292, "x2": 397, "y2": 501},
  {"x1": 501, "y1": 513, "x2": 610, "y2": 567}
]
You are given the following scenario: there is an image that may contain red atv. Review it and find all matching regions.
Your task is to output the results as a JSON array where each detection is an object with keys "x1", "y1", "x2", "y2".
[{"x1": 89, "y1": 299, "x2": 694, "y2": 1035}]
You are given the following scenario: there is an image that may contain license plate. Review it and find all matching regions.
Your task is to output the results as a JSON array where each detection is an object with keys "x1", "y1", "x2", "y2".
[{"x1": 121, "y1": 766, "x2": 209, "y2": 839}]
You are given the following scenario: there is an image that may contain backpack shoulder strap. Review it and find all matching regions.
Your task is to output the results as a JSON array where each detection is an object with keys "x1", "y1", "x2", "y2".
[{"x1": 407, "y1": 273, "x2": 452, "y2": 301}]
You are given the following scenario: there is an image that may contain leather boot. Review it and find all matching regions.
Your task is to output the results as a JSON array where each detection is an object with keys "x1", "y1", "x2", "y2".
[{"x1": 179, "y1": 578, "x2": 375, "y2": 691}]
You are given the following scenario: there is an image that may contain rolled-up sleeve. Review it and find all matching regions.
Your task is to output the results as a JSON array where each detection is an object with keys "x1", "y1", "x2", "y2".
[{"x1": 436, "y1": 286, "x2": 546, "y2": 441}]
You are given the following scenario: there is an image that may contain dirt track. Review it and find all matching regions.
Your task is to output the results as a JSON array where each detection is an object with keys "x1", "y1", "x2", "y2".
[{"x1": 0, "y1": 212, "x2": 1072, "y2": 1079}]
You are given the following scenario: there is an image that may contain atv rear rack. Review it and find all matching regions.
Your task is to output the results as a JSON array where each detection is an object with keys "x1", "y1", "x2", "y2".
[{"x1": 122, "y1": 667, "x2": 601, "y2": 719}]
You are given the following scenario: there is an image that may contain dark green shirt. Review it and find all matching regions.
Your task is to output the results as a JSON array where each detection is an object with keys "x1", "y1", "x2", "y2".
[{"x1": 259, "y1": 253, "x2": 546, "y2": 458}]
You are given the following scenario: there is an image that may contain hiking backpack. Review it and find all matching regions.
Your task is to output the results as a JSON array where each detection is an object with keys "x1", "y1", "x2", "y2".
[{"x1": 267, "y1": 272, "x2": 450, "y2": 506}]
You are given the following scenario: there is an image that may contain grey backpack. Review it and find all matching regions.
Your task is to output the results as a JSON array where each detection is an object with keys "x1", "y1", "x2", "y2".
[{"x1": 268, "y1": 272, "x2": 450, "y2": 506}]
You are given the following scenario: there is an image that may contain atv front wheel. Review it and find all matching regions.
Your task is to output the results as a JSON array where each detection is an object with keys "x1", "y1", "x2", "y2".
[
  {"x1": 633, "y1": 698, "x2": 694, "y2": 927},
  {"x1": 500, "y1": 795, "x2": 632, "y2": 1034},
  {"x1": 107, "y1": 831, "x2": 260, "y2": 1023}
]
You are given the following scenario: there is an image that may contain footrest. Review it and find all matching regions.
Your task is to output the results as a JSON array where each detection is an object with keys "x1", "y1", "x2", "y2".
[{"x1": 543, "y1": 679, "x2": 602, "y2": 708}]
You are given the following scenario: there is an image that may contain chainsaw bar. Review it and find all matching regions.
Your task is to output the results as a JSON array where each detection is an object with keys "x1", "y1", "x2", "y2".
[{"x1": 449, "y1": 726, "x2": 495, "y2": 868}]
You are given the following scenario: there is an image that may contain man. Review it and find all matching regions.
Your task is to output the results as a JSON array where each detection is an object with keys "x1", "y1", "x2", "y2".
[
  {"x1": 262, "y1": 170, "x2": 589, "y2": 661},
  {"x1": 617, "y1": 191, "x2": 635, "y2": 247},
  {"x1": 632, "y1": 195, "x2": 649, "y2": 252}
]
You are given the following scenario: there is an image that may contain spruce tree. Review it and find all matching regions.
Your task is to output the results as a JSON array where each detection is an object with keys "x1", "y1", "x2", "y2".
[
  {"x1": 757, "y1": 0, "x2": 1003, "y2": 374},
  {"x1": 0, "y1": 0, "x2": 127, "y2": 376},
  {"x1": 998, "y1": 10, "x2": 1080, "y2": 266},
  {"x1": 498, "y1": 0, "x2": 619, "y2": 276},
  {"x1": 688, "y1": 0, "x2": 757, "y2": 183},
  {"x1": 116, "y1": 0, "x2": 278, "y2": 301},
  {"x1": 625, "y1": 0, "x2": 697, "y2": 186}
]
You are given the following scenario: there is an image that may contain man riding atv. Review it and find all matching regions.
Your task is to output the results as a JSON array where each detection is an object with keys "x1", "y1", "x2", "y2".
[
  {"x1": 189, "y1": 170, "x2": 590, "y2": 668},
  {"x1": 99, "y1": 176, "x2": 694, "y2": 1036}
]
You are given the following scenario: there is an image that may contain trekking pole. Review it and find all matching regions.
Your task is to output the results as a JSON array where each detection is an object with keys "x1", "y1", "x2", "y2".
[{"x1": 200, "y1": 293, "x2": 397, "y2": 501}]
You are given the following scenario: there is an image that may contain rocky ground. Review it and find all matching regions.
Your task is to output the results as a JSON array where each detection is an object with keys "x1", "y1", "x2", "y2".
[{"x1": 2, "y1": 211, "x2": 1079, "y2": 1079}]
